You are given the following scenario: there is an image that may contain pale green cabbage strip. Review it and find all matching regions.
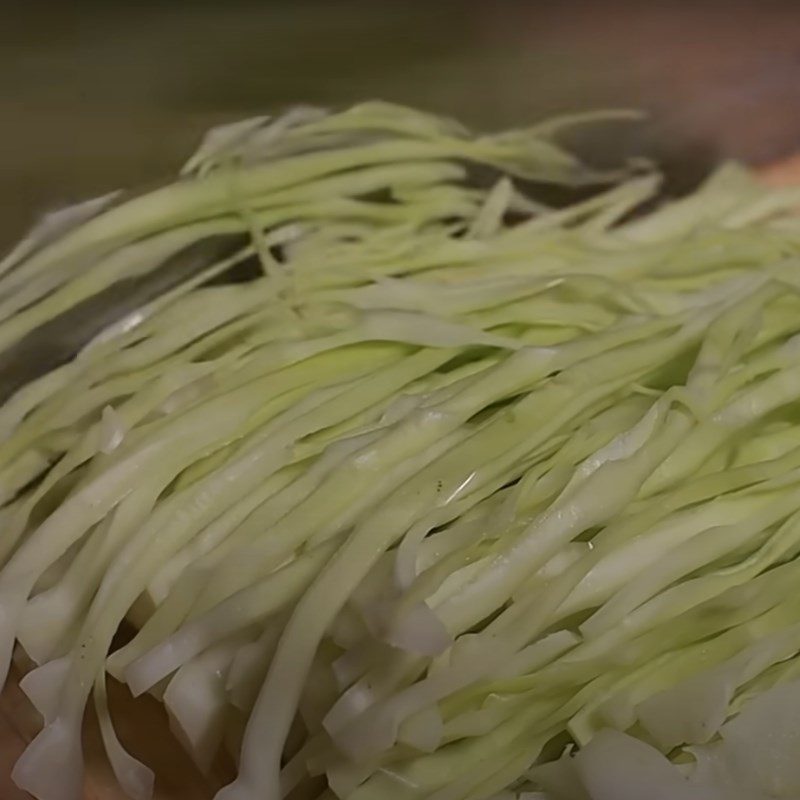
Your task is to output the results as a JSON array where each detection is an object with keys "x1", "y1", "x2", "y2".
[{"x1": 3, "y1": 102, "x2": 800, "y2": 800}]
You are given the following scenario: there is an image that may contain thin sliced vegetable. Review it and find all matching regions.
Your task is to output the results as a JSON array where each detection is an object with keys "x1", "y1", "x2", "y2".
[{"x1": 3, "y1": 102, "x2": 800, "y2": 800}]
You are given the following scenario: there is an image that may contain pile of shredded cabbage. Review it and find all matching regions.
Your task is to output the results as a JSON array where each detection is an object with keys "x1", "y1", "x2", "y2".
[{"x1": 3, "y1": 102, "x2": 800, "y2": 800}]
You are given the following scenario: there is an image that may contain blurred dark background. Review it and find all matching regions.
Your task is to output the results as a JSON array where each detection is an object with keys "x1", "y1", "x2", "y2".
[{"x1": 2, "y1": 0, "x2": 800, "y2": 248}]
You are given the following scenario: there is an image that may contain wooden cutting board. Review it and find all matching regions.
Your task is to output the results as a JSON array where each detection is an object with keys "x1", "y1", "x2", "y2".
[
  {"x1": 2, "y1": 157, "x2": 798, "y2": 799},
  {"x1": 0, "y1": 665, "x2": 219, "y2": 800}
]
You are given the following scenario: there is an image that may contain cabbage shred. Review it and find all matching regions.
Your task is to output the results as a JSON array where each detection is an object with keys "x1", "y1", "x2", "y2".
[{"x1": 2, "y1": 103, "x2": 800, "y2": 800}]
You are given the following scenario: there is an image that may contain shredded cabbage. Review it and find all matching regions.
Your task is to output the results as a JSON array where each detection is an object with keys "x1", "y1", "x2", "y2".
[{"x1": 3, "y1": 101, "x2": 800, "y2": 800}]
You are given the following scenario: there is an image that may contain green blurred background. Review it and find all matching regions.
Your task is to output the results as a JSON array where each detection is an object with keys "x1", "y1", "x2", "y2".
[{"x1": 2, "y1": 0, "x2": 800, "y2": 248}]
